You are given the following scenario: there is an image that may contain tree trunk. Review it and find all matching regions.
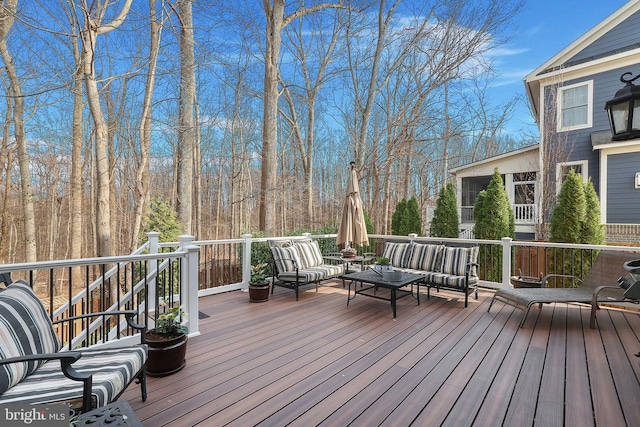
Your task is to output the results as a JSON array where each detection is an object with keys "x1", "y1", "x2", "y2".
[
  {"x1": 0, "y1": 0, "x2": 37, "y2": 261},
  {"x1": 132, "y1": 0, "x2": 162, "y2": 250},
  {"x1": 177, "y1": 0, "x2": 196, "y2": 235},
  {"x1": 79, "y1": 0, "x2": 133, "y2": 257},
  {"x1": 260, "y1": 0, "x2": 283, "y2": 236}
]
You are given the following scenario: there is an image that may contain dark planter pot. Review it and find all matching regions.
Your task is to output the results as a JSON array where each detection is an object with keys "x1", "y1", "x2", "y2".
[
  {"x1": 145, "y1": 331, "x2": 188, "y2": 377},
  {"x1": 249, "y1": 282, "x2": 270, "y2": 302}
]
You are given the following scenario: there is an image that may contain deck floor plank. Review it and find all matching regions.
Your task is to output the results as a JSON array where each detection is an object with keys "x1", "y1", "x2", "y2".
[{"x1": 122, "y1": 281, "x2": 640, "y2": 426}]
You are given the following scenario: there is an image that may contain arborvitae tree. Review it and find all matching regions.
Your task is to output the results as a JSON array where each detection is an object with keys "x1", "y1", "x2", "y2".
[
  {"x1": 550, "y1": 169, "x2": 585, "y2": 243},
  {"x1": 582, "y1": 179, "x2": 605, "y2": 245},
  {"x1": 431, "y1": 183, "x2": 459, "y2": 238},
  {"x1": 473, "y1": 168, "x2": 515, "y2": 240},
  {"x1": 391, "y1": 197, "x2": 422, "y2": 235},
  {"x1": 473, "y1": 169, "x2": 514, "y2": 282},
  {"x1": 141, "y1": 197, "x2": 182, "y2": 243},
  {"x1": 391, "y1": 198, "x2": 407, "y2": 235}
]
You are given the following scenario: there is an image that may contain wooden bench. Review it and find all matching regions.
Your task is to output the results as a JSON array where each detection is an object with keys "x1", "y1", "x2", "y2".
[{"x1": 0, "y1": 280, "x2": 147, "y2": 413}]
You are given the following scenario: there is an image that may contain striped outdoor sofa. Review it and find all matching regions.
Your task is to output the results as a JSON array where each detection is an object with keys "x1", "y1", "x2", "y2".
[
  {"x1": 268, "y1": 238, "x2": 345, "y2": 300},
  {"x1": 0, "y1": 280, "x2": 147, "y2": 414},
  {"x1": 381, "y1": 240, "x2": 479, "y2": 307}
]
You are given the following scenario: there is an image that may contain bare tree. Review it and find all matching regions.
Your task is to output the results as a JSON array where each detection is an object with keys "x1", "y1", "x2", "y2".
[
  {"x1": 175, "y1": 0, "x2": 196, "y2": 234},
  {"x1": 79, "y1": 0, "x2": 133, "y2": 257},
  {"x1": 131, "y1": 0, "x2": 170, "y2": 250},
  {"x1": 259, "y1": 0, "x2": 347, "y2": 236},
  {"x1": 280, "y1": 10, "x2": 343, "y2": 226},
  {"x1": 0, "y1": 0, "x2": 37, "y2": 261}
]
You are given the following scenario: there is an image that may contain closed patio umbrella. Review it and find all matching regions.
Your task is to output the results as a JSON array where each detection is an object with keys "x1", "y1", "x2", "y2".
[{"x1": 336, "y1": 163, "x2": 369, "y2": 248}]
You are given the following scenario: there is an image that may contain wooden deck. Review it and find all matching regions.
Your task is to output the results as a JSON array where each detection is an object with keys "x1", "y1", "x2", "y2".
[{"x1": 123, "y1": 280, "x2": 640, "y2": 426}]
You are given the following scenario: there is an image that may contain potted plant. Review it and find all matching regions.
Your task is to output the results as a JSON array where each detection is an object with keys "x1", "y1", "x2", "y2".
[
  {"x1": 374, "y1": 257, "x2": 393, "y2": 271},
  {"x1": 341, "y1": 247, "x2": 357, "y2": 259},
  {"x1": 145, "y1": 302, "x2": 188, "y2": 377},
  {"x1": 249, "y1": 263, "x2": 270, "y2": 302}
]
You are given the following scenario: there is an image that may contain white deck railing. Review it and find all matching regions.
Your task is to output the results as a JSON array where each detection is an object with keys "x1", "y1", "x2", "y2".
[{"x1": 1, "y1": 233, "x2": 638, "y2": 349}]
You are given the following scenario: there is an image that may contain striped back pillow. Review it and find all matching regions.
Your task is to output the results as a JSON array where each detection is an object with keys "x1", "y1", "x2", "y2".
[
  {"x1": 381, "y1": 242, "x2": 411, "y2": 269},
  {"x1": 270, "y1": 245, "x2": 302, "y2": 273},
  {"x1": 295, "y1": 240, "x2": 324, "y2": 269},
  {"x1": 407, "y1": 243, "x2": 443, "y2": 272},
  {"x1": 0, "y1": 280, "x2": 61, "y2": 394},
  {"x1": 441, "y1": 246, "x2": 479, "y2": 276}
]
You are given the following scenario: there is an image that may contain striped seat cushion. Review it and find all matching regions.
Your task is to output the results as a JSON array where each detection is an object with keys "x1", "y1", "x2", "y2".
[
  {"x1": 270, "y1": 245, "x2": 302, "y2": 273},
  {"x1": 295, "y1": 240, "x2": 324, "y2": 269},
  {"x1": 406, "y1": 243, "x2": 443, "y2": 272},
  {"x1": 0, "y1": 345, "x2": 147, "y2": 409},
  {"x1": 278, "y1": 264, "x2": 344, "y2": 283},
  {"x1": 428, "y1": 272, "x2": 480, "y2": 290},
  {"x1": 0, "y1": 280, "x2": 61, "y2": 394},
  {"x1": 381, "y1": 242, "x2": 411, "y2": 269},
  {"x1": 440, "y1": 246, "x2": 479, "y2": 276}
]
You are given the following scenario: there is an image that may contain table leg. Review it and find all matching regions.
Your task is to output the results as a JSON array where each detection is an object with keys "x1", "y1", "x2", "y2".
[{"x1": 391, "y1": 289, "x2": 396, "y2": 318}]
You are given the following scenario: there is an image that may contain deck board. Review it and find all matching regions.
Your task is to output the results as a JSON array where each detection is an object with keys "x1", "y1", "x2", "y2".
[{"x1": 122, "y1": 280, "x2": 640, "y2": 426}]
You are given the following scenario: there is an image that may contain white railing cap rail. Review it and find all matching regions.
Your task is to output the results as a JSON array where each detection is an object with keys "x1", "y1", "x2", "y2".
[{"x1": 0, "y1": 250, "x2": 187, "y2": 274}]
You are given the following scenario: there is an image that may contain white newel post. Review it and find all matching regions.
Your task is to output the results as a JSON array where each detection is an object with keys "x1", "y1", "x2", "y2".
[
  {"x1": 146, "y1": 231, "x2": 160, "y2": 316},
  {"x1": 502, "y1": 237, "x2": 513, "y2": 288},
  {"x1": 241, "y1": 234, "x2": 253, "y2": 291},
  {"x1": 178, "y1": 235, "x2": 201, "y2": 337}
]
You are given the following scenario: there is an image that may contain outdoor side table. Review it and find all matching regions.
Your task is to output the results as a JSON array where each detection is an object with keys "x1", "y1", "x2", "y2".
[
  {"x1": 323, "y1": 255, "x2": 375, "y2": 274},
  {"x1": 74, "y1": 400, "x2": 142, "y2": 426}
]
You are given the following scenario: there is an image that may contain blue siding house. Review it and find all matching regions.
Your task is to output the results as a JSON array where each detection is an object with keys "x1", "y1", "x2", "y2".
[{"x1": 524, "y1": 0, "x2": 640, "y2": 244}]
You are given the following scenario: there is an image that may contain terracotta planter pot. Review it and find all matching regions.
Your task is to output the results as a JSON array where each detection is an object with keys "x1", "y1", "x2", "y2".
[
  {"x1": 249, "y1": 282, "x2": 270, "y2": 302},
  {"x1": 145, "y1": 331, "x2": 188, "y2": 377}
]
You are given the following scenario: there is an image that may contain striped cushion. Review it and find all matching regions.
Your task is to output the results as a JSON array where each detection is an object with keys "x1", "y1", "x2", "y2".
[
  {"x1": 0, "y1": 345, "x2": 147, "y2": 409},
  {"x1": 428, "y1": 272, "x2": 480, "y2": 290},
  {"x1": 278, "y1": 264, "x2": 344, "y2": 283},
  {"x1": 407, "y1": 244, "x2": 443, "y2": 272},
  {"x1": 295, "y1": 241, "x2": 324, "y2": 269},
  {"x1": 440, "y1": 246, "x2": 478, "y2": 276},
  {"x1": 271, "y1": 245, "x2": 302, "y2": 273},
  {"x1": 0, "y1": 280, "x2": 61, "y2": 394},
  {"x1": 381, "y1": 242, "x2": 411, "y2": 269}
]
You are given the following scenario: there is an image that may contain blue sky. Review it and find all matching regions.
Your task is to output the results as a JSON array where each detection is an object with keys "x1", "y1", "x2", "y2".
[{"x1": 492, "y1": 0, "x2": 629, "y2": 138}]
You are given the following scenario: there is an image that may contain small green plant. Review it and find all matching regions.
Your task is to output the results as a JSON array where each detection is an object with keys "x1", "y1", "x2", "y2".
[
  {"x1": 376, "y1": 257, "x2": 390, "y2": 265},
  {"x1": 250, "y1": 263, "x2": 268, "y2": 284},
  {"x1": 155, "y1": 303, "x2": 188, "y2": 336}
]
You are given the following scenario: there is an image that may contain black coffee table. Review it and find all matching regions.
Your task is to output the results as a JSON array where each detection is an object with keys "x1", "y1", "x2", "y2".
[{"x1": 343, "y1": 269, "x2": 425, "y2": 318}]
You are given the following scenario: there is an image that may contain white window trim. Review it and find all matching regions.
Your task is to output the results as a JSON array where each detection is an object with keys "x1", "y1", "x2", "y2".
[
  {"x1": 556, "y1": 160, "x2": 588, "y2": 194},
  {"x1": 556, "y1": 80, "x2": 593, "y2": 132}
]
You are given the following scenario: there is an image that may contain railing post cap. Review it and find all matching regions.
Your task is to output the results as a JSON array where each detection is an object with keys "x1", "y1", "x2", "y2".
[
  {"x1": 147, "y1": 231, "x2": 161, "y2": 237},
  {"x1": 241, "y1": 233, "x2": 253, "y2": 239},
  {"x1": 501, "y1": 237, "x2": 513, "y2": 243}
]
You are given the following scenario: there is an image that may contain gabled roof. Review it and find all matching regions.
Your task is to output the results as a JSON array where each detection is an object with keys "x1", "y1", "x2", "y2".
[
  {"x1": 524, "y1": 0, "x2": 640, "y2": 123},
  {"x1": 449, "y1": 144, "x2": 538, "y2": 174}
]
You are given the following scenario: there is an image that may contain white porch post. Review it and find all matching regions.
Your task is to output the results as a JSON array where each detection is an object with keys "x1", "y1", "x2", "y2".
[
  {"x1": 178, "y1": 235, "x2": 201, "y2": 337},
  {"x1": 241, "y1": 234, "x2": 253, "y2": 291},
  {"x1": 146, "y1": 232, "x2": 160, "y2": 316},
  {"x1": 502, "y1": 237, "x2": 513, "y2": 288}
]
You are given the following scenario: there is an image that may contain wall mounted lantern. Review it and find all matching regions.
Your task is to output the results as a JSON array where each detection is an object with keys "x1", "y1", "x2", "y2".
[{"x1": 604, "y1": 72, "x2": 640, "y2": 141}]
